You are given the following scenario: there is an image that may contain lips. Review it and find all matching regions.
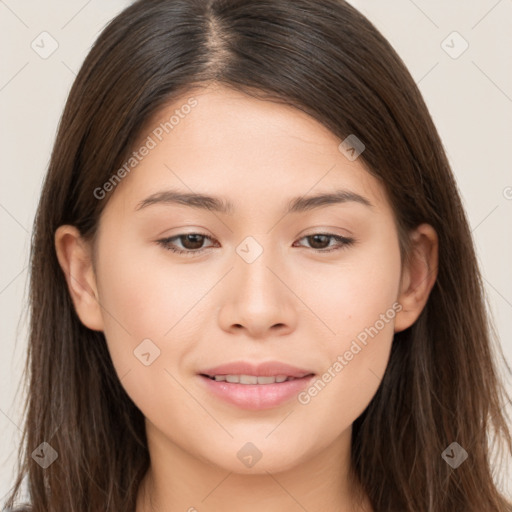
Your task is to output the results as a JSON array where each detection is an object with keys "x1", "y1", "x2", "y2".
[
  {"x1": 198, "y1": 361, "x2": 315, "y2": 410},
  {"x1": 199, "y1": 361, "x2": 314, "y2": 380},
  {"x1": 206, "y1": 374, "x2": 295, "y2": 384}
]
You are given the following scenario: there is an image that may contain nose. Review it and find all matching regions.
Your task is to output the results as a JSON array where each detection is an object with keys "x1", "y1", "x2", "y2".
[{"x1": 217, "y1": 247, "x2": 298, "y2": 339}]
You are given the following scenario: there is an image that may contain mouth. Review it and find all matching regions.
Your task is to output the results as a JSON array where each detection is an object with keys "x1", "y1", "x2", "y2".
[
  {"x1": 200, "y1": 373, "x2": 313, "y2": 384},
  {"x1": 198, "y1": 373, "x2": 315, "y2": 410}
]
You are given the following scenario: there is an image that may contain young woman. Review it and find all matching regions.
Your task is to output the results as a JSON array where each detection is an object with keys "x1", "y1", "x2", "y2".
[{"x1": 4, "y1": 0, "x2": 512, "y2": 511}]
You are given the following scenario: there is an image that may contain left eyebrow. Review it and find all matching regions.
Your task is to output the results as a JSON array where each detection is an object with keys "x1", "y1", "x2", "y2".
[{"x1": 135, "y1": 188, "x2": 374, "y2": 214}]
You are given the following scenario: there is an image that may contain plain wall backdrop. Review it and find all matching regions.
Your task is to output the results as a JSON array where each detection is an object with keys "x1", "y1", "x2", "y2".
[{"x1": 1, "y1": 0, "x2": 511, "y2": 503}]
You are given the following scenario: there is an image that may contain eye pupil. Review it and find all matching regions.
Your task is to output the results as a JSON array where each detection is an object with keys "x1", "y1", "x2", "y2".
[
  {"x1": 308, "y1": 234, "x2": 330, "y2": 249},
  {"x1": 181, "y1": 234, "x2": 204, "y2": 250}
]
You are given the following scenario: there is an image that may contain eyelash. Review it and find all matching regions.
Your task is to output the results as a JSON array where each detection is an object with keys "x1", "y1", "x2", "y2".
[{"x1": 156, "y1": 232, "x2": 355, "y2": 257}]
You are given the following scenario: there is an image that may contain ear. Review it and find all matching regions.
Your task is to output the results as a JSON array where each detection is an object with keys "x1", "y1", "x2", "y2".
[
  {"x1": 54, "y1": 225, "x2": 104, "y2": 331},
  {"x1": 394, "y1": 223, "x2": 439, "y2": 333}
]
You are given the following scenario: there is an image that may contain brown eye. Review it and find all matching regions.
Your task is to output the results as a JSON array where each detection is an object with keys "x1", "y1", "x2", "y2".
[
  {"x1": 157, "y1": 233, "x2": 216, "y2": 256},
  {"x1": 306, "y1": 234, "x2": 331, "y2": 249},
  {"x1": 178, "y1": 234, "x2": 206, "y2": 250},
  {"x1": 294, "y1": 233, "x2": 355, "y2": 253}
]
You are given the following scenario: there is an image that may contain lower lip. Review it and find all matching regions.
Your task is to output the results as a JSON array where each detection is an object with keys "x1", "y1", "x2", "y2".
[{"x1": 199, "y1": 374, "x2": 315, "y2": 410}]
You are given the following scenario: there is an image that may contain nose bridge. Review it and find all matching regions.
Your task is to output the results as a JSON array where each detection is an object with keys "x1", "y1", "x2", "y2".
[
  {"x1": 217, "y1": 233, "x2": 297, "y2": 336},
  {"x1": 233, "y1": 234, "x2": 283, "y2": 303}
]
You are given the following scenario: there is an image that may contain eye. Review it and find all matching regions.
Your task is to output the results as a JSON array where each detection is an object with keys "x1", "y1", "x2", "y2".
[
  {"x1": 157, "y1": 233, "x2": 217, "y2": 256},
  {"x1": 293, "y1": 233, "x2": 355, "y2": 253},
  {"x1": 156, "y1": 232, "x2": 355, "y2": 257}
]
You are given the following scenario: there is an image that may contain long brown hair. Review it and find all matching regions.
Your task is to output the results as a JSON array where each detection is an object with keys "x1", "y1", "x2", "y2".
[{"x1": 4, "y1": 0, "x2": 512, "y2": 510}]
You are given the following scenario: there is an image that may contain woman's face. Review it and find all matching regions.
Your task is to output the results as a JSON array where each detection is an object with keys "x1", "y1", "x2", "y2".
[{"x1": 65, "y1": 84, "x2": 431, "y2": 474}]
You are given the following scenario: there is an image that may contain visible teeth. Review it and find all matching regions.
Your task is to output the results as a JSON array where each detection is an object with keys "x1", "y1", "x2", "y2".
[
  {"x1": 211, "y1": 374, "x2": 296, "y2": 384},
  {"x1": 239, "y1": 375, "x2": 258, "y2": 384},
  {"x1": 258, "y1": 376, "x2": 278, "y2": 384}
]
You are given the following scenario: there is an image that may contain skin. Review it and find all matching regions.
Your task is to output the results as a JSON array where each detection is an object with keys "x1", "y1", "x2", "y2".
[{"x1": 55, "y1": 83, "x2": 438, "y2": 512}]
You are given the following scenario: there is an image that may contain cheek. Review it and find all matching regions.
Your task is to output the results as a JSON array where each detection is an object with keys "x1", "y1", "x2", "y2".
[
  {"x1": 95, "y1": 238, "x2": 213, "y2": 343},
  {"x1": 339, "y1": 242, "x2": 401, "y2": 347},
  {"x1": 92, "y1": 238, "x2": 216, "y2": 408},
  {"x1": 294, "y1": 233, "x2": 401, "y2": 422},
  {"x1": 296, "y1": 229, "x2": 402, "y2": 345}
]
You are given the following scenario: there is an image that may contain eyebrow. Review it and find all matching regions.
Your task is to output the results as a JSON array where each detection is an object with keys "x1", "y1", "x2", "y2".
[{"x1": 135, "y1": 188, "x2": 374, "y2": 214}]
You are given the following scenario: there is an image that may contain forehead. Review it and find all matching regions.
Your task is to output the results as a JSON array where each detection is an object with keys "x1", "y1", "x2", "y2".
[{"x1": 103, "y1": 84, "x2": 390, "y2": 217}]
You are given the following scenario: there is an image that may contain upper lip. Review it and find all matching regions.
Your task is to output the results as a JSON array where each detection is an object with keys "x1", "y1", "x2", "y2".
[{"x1": 199, "y1": 361, "x2": 315, "y2": 378}]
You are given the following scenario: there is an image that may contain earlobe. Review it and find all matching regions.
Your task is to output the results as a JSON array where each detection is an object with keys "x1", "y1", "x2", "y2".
[
  {"x1": 394, "y1": 223, "x2": 439, "y2": 333},
  {"x1": 54, "y1": 225, "x2": 104, "y2": 331}
]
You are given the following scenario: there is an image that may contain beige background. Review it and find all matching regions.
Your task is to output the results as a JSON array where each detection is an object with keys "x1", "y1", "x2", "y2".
[{"x1": 1, "y1": 0, "x2": 511, "y2": 503}]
